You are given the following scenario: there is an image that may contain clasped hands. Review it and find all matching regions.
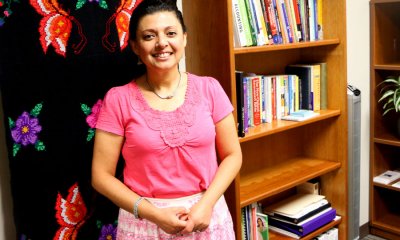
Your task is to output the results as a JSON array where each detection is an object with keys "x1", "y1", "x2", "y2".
[{"x1": 156, "y1": 203, "x2": 212, "y2": 235}]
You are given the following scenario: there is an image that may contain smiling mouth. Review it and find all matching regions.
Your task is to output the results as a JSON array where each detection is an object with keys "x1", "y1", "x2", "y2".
[{"x1": 153, "y1": 52, "x2": 173, "y2": 58}]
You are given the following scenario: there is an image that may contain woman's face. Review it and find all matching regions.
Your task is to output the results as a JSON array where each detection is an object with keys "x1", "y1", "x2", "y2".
[{"x1": 131, "y1": 11, "x2": 187, "y2": 73}]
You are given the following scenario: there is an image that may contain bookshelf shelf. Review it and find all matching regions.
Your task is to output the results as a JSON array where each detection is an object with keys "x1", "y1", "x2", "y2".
[
  {"x1": 373, "y1": 182, "x2": 400, "y2": 192},
  {"x1": 240, "y1": 158, "x2": 341, "y2": 207},
  {"x1": 183, "y1": 0, "x2": 348, "y2": 239},
  {"x1": 374, "y1": 135, "x2": 400, "y2": 147},
  {"x1": 239, "y1": 110, "x2": 341, "y2": 143},
  {"x1": 370, "y1": 1, "x2": 400, "y2": 238},
  {"x1": 234, "y1": 39, "x2": 340, "y2": 54},
  {"x1": 374, "y1": 64, "x2": 400, "y2": 71}
]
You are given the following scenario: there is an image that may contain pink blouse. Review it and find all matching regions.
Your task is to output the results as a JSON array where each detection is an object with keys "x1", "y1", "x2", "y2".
[{"x1": 96, "y1": 73, "x2": 234, "y2": 198}]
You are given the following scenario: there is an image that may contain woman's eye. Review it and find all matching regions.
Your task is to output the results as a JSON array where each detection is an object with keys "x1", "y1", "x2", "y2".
[
  {"x1": 143, "y1": 34, "x2": 154, "y2": 40},
  {"x1": 167, "y1": 31, "x2": 177, "y2": 36}
]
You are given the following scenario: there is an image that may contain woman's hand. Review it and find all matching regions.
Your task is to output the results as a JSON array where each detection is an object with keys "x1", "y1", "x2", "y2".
[
  {"x1": 180, "y1": 202, "x2": 212, "y2": 233},
  {"x1": 152, "y1": 207, "x2": 189, "y2": 234}
]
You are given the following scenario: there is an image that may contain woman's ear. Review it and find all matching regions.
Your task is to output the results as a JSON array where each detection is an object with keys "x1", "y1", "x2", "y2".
[{"x1": 183, "y1": 32, "x2": 187, "y2": 48}]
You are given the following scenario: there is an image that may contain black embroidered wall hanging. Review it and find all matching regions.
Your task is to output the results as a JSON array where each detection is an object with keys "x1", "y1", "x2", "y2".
[{"x1": 0, "y1": 0, "x2": 144, "y2": 239}]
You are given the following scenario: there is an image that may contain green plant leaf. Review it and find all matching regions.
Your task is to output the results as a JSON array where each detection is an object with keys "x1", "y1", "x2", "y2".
[{"x1": 378, "y1": 90, "x2": 394, "y2": 102}]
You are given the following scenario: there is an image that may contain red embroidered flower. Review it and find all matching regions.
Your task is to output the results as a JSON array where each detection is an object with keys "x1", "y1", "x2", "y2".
[{"x1": 54, "y1": 183, "x2": 87, "y2": 240}]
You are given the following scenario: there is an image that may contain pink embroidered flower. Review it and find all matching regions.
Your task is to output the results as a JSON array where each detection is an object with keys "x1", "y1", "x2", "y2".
[
  {"x1": 11, "y1": 111, "x2": 42, "y2": 146},
  {"x1": 86, "y1": 99, "x2": 102, "y2": 128}
]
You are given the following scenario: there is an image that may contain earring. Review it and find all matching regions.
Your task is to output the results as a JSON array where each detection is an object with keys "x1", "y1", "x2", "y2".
[{"x1": 137, "y1": 58, "x2": 142, "y2": 65}]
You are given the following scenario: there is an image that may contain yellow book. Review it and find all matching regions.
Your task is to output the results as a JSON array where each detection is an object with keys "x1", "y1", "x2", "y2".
[
  {"x1": 317, "y1": 0, "x2": 323, "y2": 40},
  {"x1": 311, "y1": 64, "x2": 321, "y2": 111}
]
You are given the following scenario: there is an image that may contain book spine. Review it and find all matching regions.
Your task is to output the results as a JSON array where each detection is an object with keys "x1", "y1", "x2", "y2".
[
  {"x1": 285, "y1": 0, "x2": 299, "y2": 42},
  {"x1": 232, "y1": 0, "x2": 248, "y2": 47},
  {"x1": 238, "y1": 0, "x2": 254, "y2": 46},
  {"x1": 272, "y1": 0, "x2": 285, "y2": 44},
  {"x1": 252, "y1": 76, "x2": 261, "y2": 126},
  {"x1": 260, "y1": 0, "x2": 274, "y2": 45},
  {"x1": 244, "y1": 0, "x2": 258, "y2": 45},
  {"x1": 319, "y1": 62, "x2": 327, "y2": 110},
  {"x1": 317, "y1": 0, "x2": 323, "y2": 40},
  {"x1": 292, "y1": 0, "x2": 304, "y2": 41},
  {"x1": 243, "y1": 76, "x2": 249, "y2": 132},
  {"x1": 312, "y1": 64, "x2": 321, "y2": 111},
  {"x1": 307, "y1": 0, "x2": 315, "y2": 41},
  {"x1": 265, "y1": 0, "x2": 280, "y2": 44},
  {"x1": 235, "y1": 71, "x2": 245, "y2": 137}
]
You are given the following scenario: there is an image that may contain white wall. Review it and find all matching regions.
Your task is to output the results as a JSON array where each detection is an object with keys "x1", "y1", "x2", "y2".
[
  {"x1": 346, "y1": 0, "x2": 370, "y2": 227},
  {"x1": 0, "y1": 0, "x2": 371, "y2": 237}
]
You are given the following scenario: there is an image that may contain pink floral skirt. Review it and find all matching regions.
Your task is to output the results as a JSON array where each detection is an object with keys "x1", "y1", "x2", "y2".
[{"x1": 116, "y1": 193, "x2": 235, "y2": 240}]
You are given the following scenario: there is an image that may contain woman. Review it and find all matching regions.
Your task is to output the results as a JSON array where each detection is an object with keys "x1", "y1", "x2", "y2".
[{"x1": 91, "y1": 0, "x2": 242, "y2": 239}]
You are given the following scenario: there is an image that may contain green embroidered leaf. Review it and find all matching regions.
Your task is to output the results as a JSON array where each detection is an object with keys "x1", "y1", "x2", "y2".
[
  {"x1": 81, "y1": 103, "x2": 92, "y2": 116},
  {"x1": 76, "y1": 0, "x2": 86, "y2": 9},
  {"x1": 96, "y1": 220, "x2": 102, "y2": 229},
  {"x1": 87, "y1": 128, "x2": 95, "y2": 142},
  {"x1": 30, "y1": 102, "x2": 43, "y2": 117},
  {"x1": 8, "y1": 117, "x2": 15, "y2": 128},
  {"x1": 99, "y1": 0, "x2": 108, "y2": 9},
  {"x1": 35, "y1": 141, "x2": 46, "y2": 151},
  {"x1": 13, "y1": 143, "x2": 20, "y2": 157}
]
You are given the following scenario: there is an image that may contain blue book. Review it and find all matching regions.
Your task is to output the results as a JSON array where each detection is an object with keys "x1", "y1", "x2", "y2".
[{"x1": 268, "y1": 207, "x2": 336, "y2": 237}]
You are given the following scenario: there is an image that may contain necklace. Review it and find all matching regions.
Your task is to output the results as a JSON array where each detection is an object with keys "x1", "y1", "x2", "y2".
[{"x1": 146, "y1": 71, "x2": 181, "y2": 100}]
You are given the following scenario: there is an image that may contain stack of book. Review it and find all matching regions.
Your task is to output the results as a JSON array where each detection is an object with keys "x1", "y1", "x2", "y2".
[{"x1": 264, "y1": 193, "x2": 336, "y2": 238}]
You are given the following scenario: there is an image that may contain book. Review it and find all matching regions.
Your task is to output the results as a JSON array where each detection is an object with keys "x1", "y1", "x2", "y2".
[
  {"x1": 251, "y1": 75, "x2": 262, "y2": 126},
  {"x1": 292, "y1": 0, "x2": 304, "y2": 41},
  {"x1": 296, "y1": 178, "x2": 320, "y2": 194},
  {"x1": 263, "y1": 0, "x2": 280, "y2": 44},
  {"x1": 269, "y1": 225, "x2": 301, "y2": 239},
  {"x1": 241, "y1": 207, "x2": 249, "y2": 240},
  {"x1": 317, "y1": 0, "x2": 323, "y2": 40},
  {"x1": 281, "y1": 111, "x2": 319, "y2": 121},
  {"x1": 392, "y1": 181, "x2": 400, "y2": 189},
  {"x1": 268, "y1": 207, "x2": 337, "y2": 236},
  {"x1": 244, "y1": 0, "x2": 258, "y2": 45},
  {"x1": 373, "y1": 170, "x2": 400, "y2": 185},
  {"x1": 256, "y1": 212, "x2": 269, "y2": 240},
  {"x1": 264, "y1": 193, "x2": 326, "y2": 216},
  {"x1": 269, "y1": 200, "x2": 331, "y2": 224},
  {"x1": 235, "y1": 71, "x2": 246, "y2": 137},
  {"x1": 232, "y1": 0, "x2": 248, "y2": 47},
  {"x1": 318, "y1": 62, "x2": 327, "y2": 110},
  {"x1": 238, "y1": 0, "x2": 255, "y2": 46}
]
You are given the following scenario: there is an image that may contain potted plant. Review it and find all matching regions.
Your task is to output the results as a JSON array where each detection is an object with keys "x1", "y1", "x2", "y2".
[
  {"x1": 378, "y1": 75, "x2": 400, "y2": 137},
  {"x1": 378, "y1": 75, "x2": 400, "y2": 115}
]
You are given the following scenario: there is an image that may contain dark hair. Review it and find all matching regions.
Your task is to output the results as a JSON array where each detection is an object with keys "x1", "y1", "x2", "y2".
[{"x1": 129, "y1": 0, "x2": 187, "y2": 41}]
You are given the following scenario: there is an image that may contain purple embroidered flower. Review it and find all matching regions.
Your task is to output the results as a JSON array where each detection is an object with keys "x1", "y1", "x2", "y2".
[
  {"x1": 99, "y1": 224, "x2": 117, "y2": 240},
  {"x1": 86, "y1": 99, "x2": 102, "y2": 128},
  {"x1": 11, "y1": 111, "x2": 42, "y2": 146}
]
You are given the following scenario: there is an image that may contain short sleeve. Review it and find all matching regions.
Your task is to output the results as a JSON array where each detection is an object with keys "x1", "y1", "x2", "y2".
[
  {"x1": 96, "y1": 87, "x2": 125, "y2": 136},
  {"x1": 206, "y1": 77, "x2": 234, "y2": 123}
]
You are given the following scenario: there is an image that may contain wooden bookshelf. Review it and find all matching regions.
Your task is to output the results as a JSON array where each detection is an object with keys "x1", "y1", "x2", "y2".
[
  {"x1": 182, "y1": 0, "x2": 348, "y2": 239},
  {"x1": 370, "y1": 1, "x2": 400, "y2": 239}
]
